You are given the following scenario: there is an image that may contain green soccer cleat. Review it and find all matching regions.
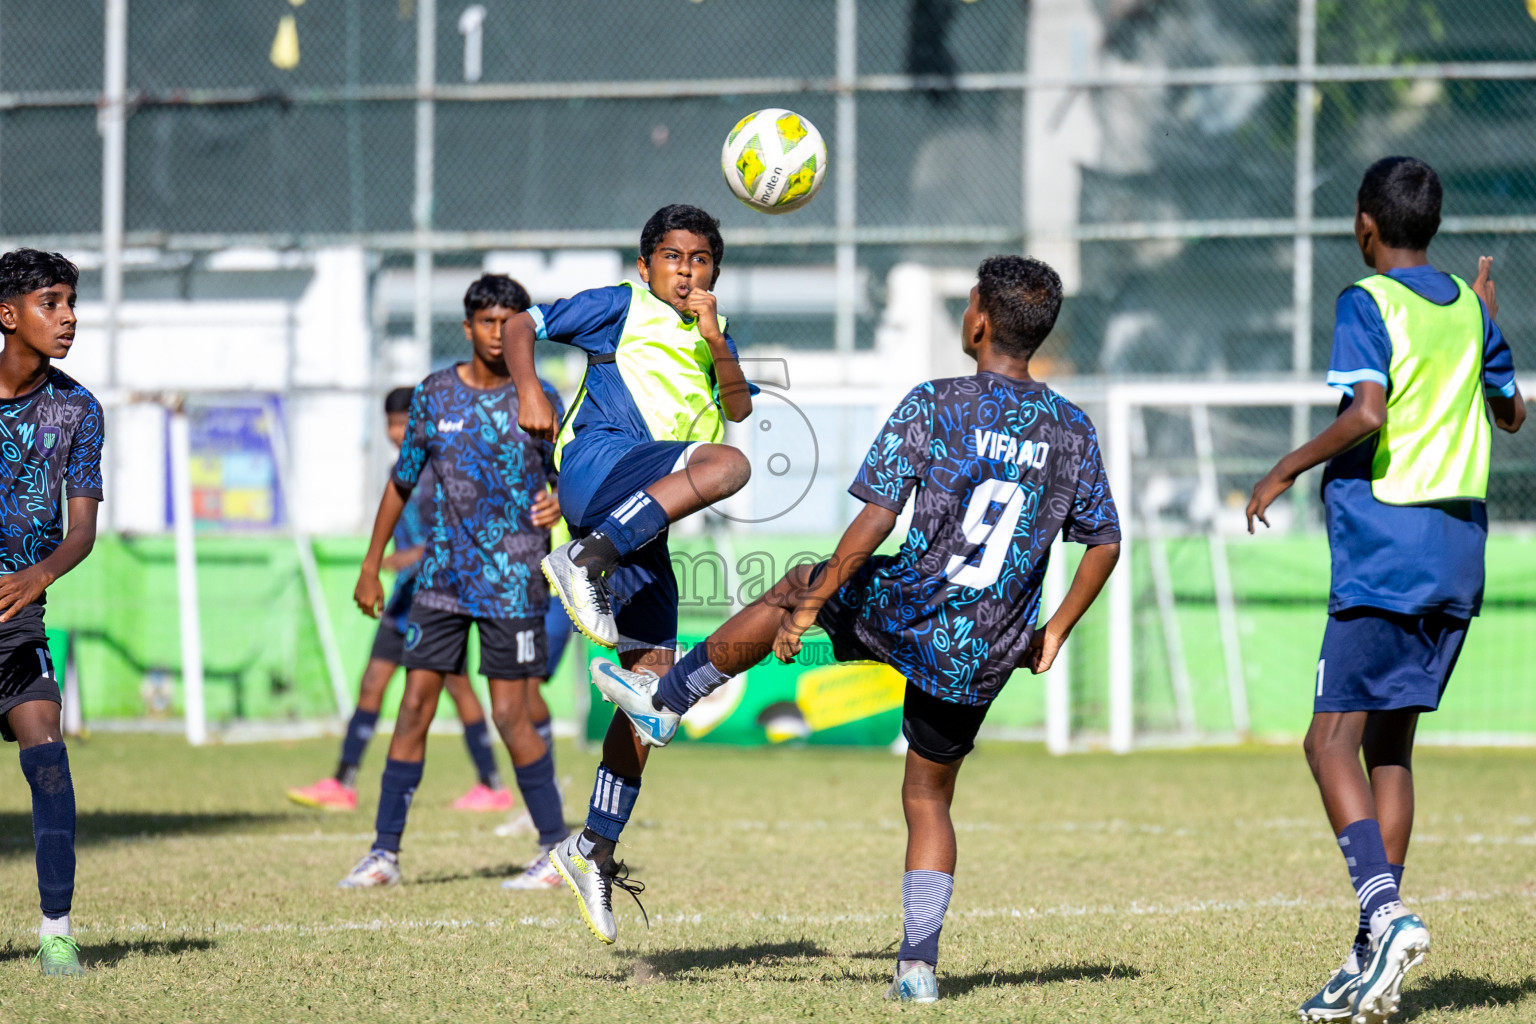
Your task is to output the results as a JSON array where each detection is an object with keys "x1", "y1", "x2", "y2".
[
  {"x1": 1352, "y1": 912, "x2": 1430, "y2": 1024},
  {"x1": 36, "y1": 934, "x2": 84, "y2": 976},
  {"x1": 1298, "y1": 961, "x2": 1362, "y2": 1022}
]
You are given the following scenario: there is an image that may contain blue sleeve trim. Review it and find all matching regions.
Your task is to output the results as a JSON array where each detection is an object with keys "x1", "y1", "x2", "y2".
[
  {"x1": 529, "y1": 306, "x2": 549, "y2": 341},
  {"x1": 1325, "y1": 368, "x2": 1388, "y2": 396},
  {"x1": 1487, "y1": 379, "x2": 1518, "y2": 399}
]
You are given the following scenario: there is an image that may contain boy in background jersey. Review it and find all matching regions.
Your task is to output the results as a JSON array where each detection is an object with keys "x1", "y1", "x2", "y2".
[
  {"x1": 286, "y1": 386, "x2": 514, "y2": 814},
  {"x1": 341, "y1": 275, "x2": 569, "y2": 890},
  {"x1": 0, "y1": 249, "x2": 103, "y2": 976},
  {"x1": 567, "y1": 257, "x2": 1122, "y2": 991},
  {"x1": 503, "y1": 204, "x2": 753, "y2": 911},
  {"x1": 1247, "y1": 157, "x2": 1523, "y2": 1024}
]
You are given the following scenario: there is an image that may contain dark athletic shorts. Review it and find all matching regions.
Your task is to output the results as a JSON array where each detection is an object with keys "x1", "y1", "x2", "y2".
[
  {"x1": 810, "y1": 559, "x2": 991, "y2": 764},
  {"x1": 402, "y1": 604, "x2": 548, "y2": 681},
  {"x1": 1314, "y1": 607, "x2": 1469, "y2": 714},
  {"x1": 369, "y1": 616, "x2": 407, "y2": 665},
  {"x1": 572, "y1": 439, "x2": 700, "y2": 653},
  {"x1": 0, "y1": 605, "x2": 59, "y2": 743}
]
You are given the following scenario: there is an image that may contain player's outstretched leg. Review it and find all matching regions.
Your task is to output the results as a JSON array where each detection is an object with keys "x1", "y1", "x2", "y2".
[
  {"x1": 339, "y1": 670, "x2": 444, "y2": 888},
  {"x1": 12, "y1": 700, "x2": 84, "y2": 976},
  {"x1": 545, "y1": 443, "x2": 749, "y2": 649},
  {"x1": 288, "y1": 657, "x2": 398, "y2": 811},
  {"x1": 593, "y1": 564, "x2": 807, "y2": 746},
  {"x1": 886, "y1": 743, "x2": 961, "y2": 1004},
  {"x1": 1303, "y1": 711, "x2": 1428, "y2": 1024},
  {"x1": 445, "y1": 673, "x2": 514, "y2": 812}
]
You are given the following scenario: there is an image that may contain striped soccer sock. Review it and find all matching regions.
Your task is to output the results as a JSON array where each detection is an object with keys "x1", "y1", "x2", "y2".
[
  {"x1": 655, "y1": 642, "x2": 729, "y2": 715},
  {"x1": 1337, "y1": 819, "x2": 1402, "y2": 942},
  {"x1": 1352, "y1": 862, "x2": 1403, "y2": 966},
  {"x1": 584, "y1": 762, "x2": 641, "y2": 843},
  {"x1": 580, "y1": 490, "x2": 670, "y2": 566},
  {"x1": 897, "y1": 869, "x2": 954, "y2": 968}
]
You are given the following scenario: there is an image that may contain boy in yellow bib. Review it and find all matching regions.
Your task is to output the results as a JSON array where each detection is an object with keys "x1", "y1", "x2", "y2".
[
  {"x1": 1247, "y1": 157, "x2": 1525, "y2": 1024},
  {"x1": 505, "y1": 204, "x2": 753, "y2": 918}
]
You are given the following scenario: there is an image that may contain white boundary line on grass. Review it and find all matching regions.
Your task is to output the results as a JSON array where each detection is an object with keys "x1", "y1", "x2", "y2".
[{"x1": 12, "y1": 886, "x2": 1536, "y2": 942}]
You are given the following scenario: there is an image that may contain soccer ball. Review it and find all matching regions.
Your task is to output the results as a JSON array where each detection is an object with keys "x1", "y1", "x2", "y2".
[{"x1": 720, "y1": 109, "x2": 827, "y2": 215}]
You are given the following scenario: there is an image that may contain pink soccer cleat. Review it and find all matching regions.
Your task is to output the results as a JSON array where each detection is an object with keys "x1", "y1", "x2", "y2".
[
  {"x1": 452, "y1": 783, "x2": 515, "y2": 812},
  {"x1": 286, "y1": 777, "x2": 357, "y2": 811}
]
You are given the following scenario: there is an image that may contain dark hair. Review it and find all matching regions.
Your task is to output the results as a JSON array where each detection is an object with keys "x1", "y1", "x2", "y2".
[
  {"x1": 384, "y1": 386, "x2": 414, "y2": 414},
  {"x1": 976, "y1": 255, "x2": 1063, "y2": 358},
  {"x1": 640, "y1": 204, "x2": 724, "y2": 267},
  {"x1": 463, "y1": 273, "x2": 531, "y2": 318},
  {"x1": 1357, "y1": 156, "x2": 1442, "y2": 250},
  {"x1": 0, "y1": 248, "x2": 79, "y2": 304}
]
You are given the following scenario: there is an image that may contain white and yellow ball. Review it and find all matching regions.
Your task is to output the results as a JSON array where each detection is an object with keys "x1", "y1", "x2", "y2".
[{"x1": 720, "y1": 108, "x2": 827, "y2": 215}]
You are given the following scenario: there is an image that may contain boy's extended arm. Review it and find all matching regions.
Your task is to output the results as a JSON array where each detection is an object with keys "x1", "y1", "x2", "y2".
[
  {"x1": 1026, "y1": 540, "x2": 1119, "y2": 675},
  {"x1": 355, "y1": 482, "x2": 409, "y2": 618},
  {"x1": 685, "y1": 289, "x2": 752, "y2": 422},
  {"x1": 1246, "y1": 381, "x2": 1387, "y2": 533},
  {"x1": 773, "y1": 502, "x2": 897, "y2": 663},
  {"x1": 0, "y1": 496, "x2": 98, "y2": 623},
  {"x1": 1473, "y1": 256, "x2": 1525, "y2": 433},
  {"x1": 506, "y1": 312, "x2": 557, "y2": 441}
]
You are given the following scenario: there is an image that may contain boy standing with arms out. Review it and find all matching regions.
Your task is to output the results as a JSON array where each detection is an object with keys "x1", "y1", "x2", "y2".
[
  {"x1": 286, "y1": 387, "x2": 514, "y2": 814},
  {"x1": 503, "y1": 204, "x2": 754, "y2": 919},
  {"x1": 1247, "y1": 157, "x2": 1523, "y2": 1024},
  {"x1": 579, "y1": 257, "x2": 1122, "y2": 1000},
  {"x1": 341, "y1": 275, "x2": 569, "y2": 890},
  {"x1": 0, "y1": 249, "x2": 104, "y2": 976}
]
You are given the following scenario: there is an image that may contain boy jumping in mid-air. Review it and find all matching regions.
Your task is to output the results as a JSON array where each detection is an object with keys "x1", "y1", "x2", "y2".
[
  {"x1": 581, "y1": 257, "x2": 1122, "y2": 1002},
  {"x1": 341, "y1": 274, "x2": 570, "y2": 891},
  {"x1": 1247, "y1": 157, "x2": 1523, "y2": 1024},
  {"x1": 503, "y1": 203, "x2": 754, "y2": 922},
  {"x1": 287, "y1": 386, "x2": 515, "y2": 814},
  {"x1": 0, "y1": 249, "x2": 104, "y2": 976}
]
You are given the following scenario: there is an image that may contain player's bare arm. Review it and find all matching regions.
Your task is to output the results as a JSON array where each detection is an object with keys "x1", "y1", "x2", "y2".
[
  {"x1": 685, "y1": 288, "x2": 753, "y2": 422},
  {"x1": 1472, "y1": 256, "x2": 1526, "y2": 433},
  {"x1": 380, "y1": 544, "x2": 424, "y2": 573},
  {"x1": 1246, "y1": 381, "x2": 1387, "y2": 533},
  {"x1": 773, "y1": 502, "x2": 897, "y2": 663},
  {"x1": 1472, "y1": 255, "x2": 1497, "y2": 321},
  {"x1": 355, "y1": 482, "x2": 410, "y2": 617},
  {"x1": 505, "y1": 312, "x2": 555, "y2": 441},
  {"x1": 0, "y1": 495, "x2": 97, "y2": 623},
  {"x1": 1026, "y1": 541, "x2": 1119, "y2": 675}
]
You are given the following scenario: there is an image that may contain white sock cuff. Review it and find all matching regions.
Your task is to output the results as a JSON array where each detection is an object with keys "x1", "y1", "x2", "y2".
[{"x1": 40, "y1": 913, "x2": 70, "y2": 937}]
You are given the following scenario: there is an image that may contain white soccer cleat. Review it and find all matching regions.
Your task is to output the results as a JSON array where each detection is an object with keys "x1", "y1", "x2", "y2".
[
  {"x1": 337, "y1": 849, "x2": 401, "y2": 889},
  {"x1": 542, "y1": 543, "x2": 618, "y2": 649},
  {"x1": 501, "y1": 851, "x2": 563, "y2": 890},
  {"x1": 549, "y1": 833, "x2": 618, "y2": 944},
  {"x1": 886, "y1": 962, "x2": 939, "y2": 1004},
  {"x1": 1351, "y1": 912, "x2": 1429, "y2": 1024},
  {"x1": 590, "y1": 658, "x2": 679, "y2": 747},
  {"x1": 494, "y1": 810, "x2": 538, "y2": 838}
]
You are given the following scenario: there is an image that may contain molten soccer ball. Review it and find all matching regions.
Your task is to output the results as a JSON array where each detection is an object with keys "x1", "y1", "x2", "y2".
[{"x1": 720, "y1": 109, "x2": 827, "y2": 215}]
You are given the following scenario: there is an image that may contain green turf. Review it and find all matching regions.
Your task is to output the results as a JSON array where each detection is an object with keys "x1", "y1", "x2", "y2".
[{"x1": 3, "y1": 735, "x2": 1536, "y2": 1021}]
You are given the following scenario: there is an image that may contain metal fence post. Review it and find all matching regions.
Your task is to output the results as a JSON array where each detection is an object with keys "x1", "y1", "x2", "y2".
[
  {"x1": 413, "y1": 0, "x2": 437, "y2": 368},
  {"x1": 834, "y1": 0, "x2": 857, "y2": 358},
  {"x1": 1291, "y1": 0, "x2": 1318, "y2": 518},
  {"x1": 100, "y1": 0, "x2": 128, "y2": 530}
]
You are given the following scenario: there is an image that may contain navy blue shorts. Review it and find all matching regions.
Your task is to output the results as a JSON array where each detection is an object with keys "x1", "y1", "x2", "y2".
[
  {"x1": 573, "y1": 439, "x2": 698, "y2": 653},
  {"x1": 1314, "y1": 608, "x2": 1469, "y2": 714}
]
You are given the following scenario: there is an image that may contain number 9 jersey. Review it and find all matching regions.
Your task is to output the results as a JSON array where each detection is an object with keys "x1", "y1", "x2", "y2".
[{"x1": 842, "y1": 372, "x2": 1120, "y2": 705}]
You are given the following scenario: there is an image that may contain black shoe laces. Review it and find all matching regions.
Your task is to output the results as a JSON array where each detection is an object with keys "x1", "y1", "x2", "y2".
[{"x1": 599, "y1": 858, "x2": 649, "y2": 930}]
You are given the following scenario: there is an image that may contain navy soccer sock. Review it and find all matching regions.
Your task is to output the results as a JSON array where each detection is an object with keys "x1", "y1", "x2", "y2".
[
  {"x1": 1352, "y1": 862, "x2": 1404, "y2": 963},
  {"x1": 373, "y1": 758, "x2": 424, "y2": 853},
  {"x1": 461, "y1": 719, "x2": 502, "y2": 790},
  {"x1": 1337, "y1": 819, "x2": 1402, "y2": 938},
  {"x1": 582, "y1": 762, "x2": 640, "y2": 845},
  {"x1": 533, "y1": 714, "x2": 554, "y2": 750},
  {"x1": 571, "y1": 490, "x2": 670, "y2": 571},
  {"x1": 655, "y1": 641, "x2": 729, "y2": 715},
  {"x1": 898, "y1": 870, "x2": 953, "y2": 969},
  {"x1": 20, "y1": 742, "x2": 75, "y2": 919},
  {"x1": 513, "y1": 749, "x2": 568, "y2": 849},
  {"x1": 336, "y1": 708, "x2": 379, "y2": 787}
]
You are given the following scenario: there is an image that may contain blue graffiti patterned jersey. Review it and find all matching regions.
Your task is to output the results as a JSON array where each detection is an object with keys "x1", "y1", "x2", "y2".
[
  {"x1": 0, "y1": 368, "x2": 104, "y2": 583},
  {"x1": 381, "y1": 462, "x2": 436, "y2": 632},
  {"x1": 392, "y1": 367, "x2": 563, "y2": 620},
  {"x1": 840, "y1": 372, "x2": 1120, "y2": 705}
]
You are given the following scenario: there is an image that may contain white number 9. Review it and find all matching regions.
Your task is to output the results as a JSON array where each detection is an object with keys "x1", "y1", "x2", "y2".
[{"x1": 943, "y1": 478, "x2": 1025, "y2": 590}]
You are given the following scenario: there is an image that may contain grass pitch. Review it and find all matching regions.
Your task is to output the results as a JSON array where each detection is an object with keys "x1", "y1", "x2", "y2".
[{"x1": 2, "y1": 734, "x2": 1536, "y2": 1022}]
